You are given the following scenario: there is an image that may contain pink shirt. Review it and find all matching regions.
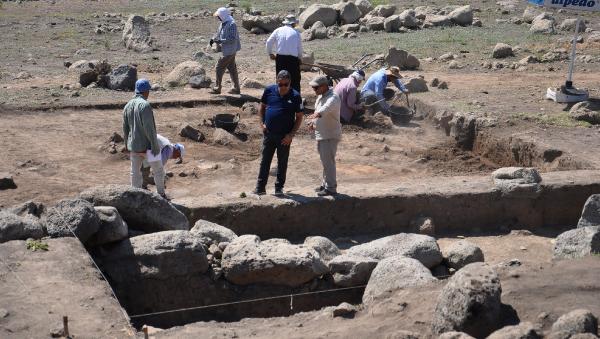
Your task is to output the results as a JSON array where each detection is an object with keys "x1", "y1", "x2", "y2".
[{"x1": 334, "y1": 77, "x2": 361, "y2": 122}]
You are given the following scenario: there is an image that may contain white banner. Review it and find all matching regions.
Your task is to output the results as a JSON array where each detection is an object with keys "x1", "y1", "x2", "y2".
[{"x1": 528, "y1": 0, "x2": 600, "y2": 12}]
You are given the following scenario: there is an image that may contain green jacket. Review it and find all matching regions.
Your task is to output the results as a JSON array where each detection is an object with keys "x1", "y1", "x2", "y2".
[{"x1": 122, "y1": 95, "x2": 160, "y2": 155}]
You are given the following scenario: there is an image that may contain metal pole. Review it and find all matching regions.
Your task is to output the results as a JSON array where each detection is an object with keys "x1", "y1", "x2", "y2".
[{"x1": 566, "y1": 17, "x2": 581, "y2": 88}]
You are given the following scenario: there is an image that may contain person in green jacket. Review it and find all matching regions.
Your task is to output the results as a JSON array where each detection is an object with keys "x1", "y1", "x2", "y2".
[{"x1": 122, "y1": 79, "x2": 167, "y2": 199}]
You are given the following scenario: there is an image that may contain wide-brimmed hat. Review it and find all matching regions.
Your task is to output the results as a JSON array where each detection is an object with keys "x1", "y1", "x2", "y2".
[
  {"x1": 387, "y1": 66, "x2": 402, "y2": 78},
  {"x1": 282, "y1": 14, "x2": 298, "y2": 25}
]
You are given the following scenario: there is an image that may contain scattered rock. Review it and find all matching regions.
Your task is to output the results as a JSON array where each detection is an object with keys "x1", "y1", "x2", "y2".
[
  {"x1": 0, "y1": 308, "x2": 8, "y2": 318},
  {"x1": 304, "y1": 236, "x2": 341, "y2": 262},
  {"x1": 221, "y1": 235, "x2": 328, "y2": 287},
  {"x1": 432, "y1": 263, "x2": 503, "y2": 337},
  {"x1": 355, "y1": 0, "x2": 373, "y2": 16},
  {"x1": 328, "y1": 253, "x2": 378, "y2": 287},
  {"x1": 522, "y1": 7, "x2": 542, "y2": 24},
  {"x1": 87, "y1": 206, "x2": 128, "y2": 246},
  {"x1": 100, "y1": 231, "x2": 209, "y2": 282},
  {"x1": 369, "y1": 4, "x2": 396, "y2": 18},
  {"x1": 190, "y1": 219, "x2": 238, "y2": 244},
  {"x1": 166, "y1": 61, "x2": 206, "y2": 87},
  {"x1": 519, "y1": 55, "x2": 540, "y2": 65},
  {"x1": 560, "y1": 18, "x2": 586, "y2": 32},
  {"x1": 438, "y1": 332, "x2": 476, "y2": 339},
  {"x1": 363, "y1": 256, "x2": 436, "y2": 304},
  {"x1": 487, "y1": 322, "x2": 541, "y2": 339},
  {"x1": 44, "y1": 199, "x2": 101, "y2": 242},
  {"x1": 213, "y1": 128, "x2": 237, "y2": 146},
  {"x1": 332, "y1": 302, "x2": 358, "y2": 317},
  {"x1": 366, "y1": 16, "x2": 385, "y2": 31},
  {"x1": 404, "y1": 77, "x2": 428, "y2": 93},
  {"x1": 122, "y1": 15, "x2": 153, "y2": 52},
  {"x1": 493, "y1": 43, "x2": 514, "y2": 59},
  {"x1": 449, "y1": 113, "x2": 477, "y2": 149},
  {"x1": 449, "y1": 5, "x2": 473, "y2": 26},
  {"x1": 424, "y1": 15, "x2": 452, "y2": 27},
  {"x1": 179, "y1": 123, "x2": 205, "y2": 142},
  {"x1": 8, "y1": 201, "x2": 45, "y2": 218},
  {"x1": 530, "y1": 13, "x2": 555, "y2": 34},
  {"x1": 383, "y1": 15, "x2": 401, "y2": 32},
  {"x1": 346, "y1": 233, "x2": 443, "y2": 268},
  {"x1": 80, "y1": 185, "x2": 189, "y2": 233},
  {"x1": 444, "y1": 240, "x2": 485, "y2": 270},
  {"x1": 102, "y1": 64, "x2": 137, "y2": 91},
  {"x1": 242, "y1": 102, "x2": 260, "y2": 115},
  {"x1": 188, "y1": 74, "x2": 212, "y2": 89},
  {"x1": 191, "y1": 50, "x2": 214, "y2": 62},
  {"x1": 241, "y1": 79, "x2": 264, "y2": 89},
  {"x1": 0, "y1": 173, "x2": 17, "y2": 190},
  {"x1": 492, "y1": 167, "x2": 541, "y2": 197},
  {"x1": 339, "y1": 1, "x2": 362, "y2": 25},
  {"x1": 570, "y1": 100, "x2": 600, "y2": 125},
  {"x1": 241, "y1": 14, "x2": 284, "y2": 33},
  {"x1": 14, "y1": 71, "x2": 32, "y2": 80},
  {"x1": 299, "y1": 4, "x2": 338, "y2": 29},
  {"x1": 434, "y1": 110, "x2": 454, "y2": 135},
  {"x1": 385, "y1": 47, "x2": 420, "y2": 70},
  {"x1": 578, "y1": 194, "x2": 600, "y2": 227},
  {"x1": 553, "y1": 226, "x2": 600, "y2": 259},
  {"x1": 438, "y1": 81, "x2": 449, "y2": 89},
  {"x1": 550, "y1": 309, "x2": 598, "y2": 337},
  {"x1": 0, "y1": 211, "x2": 45, "y2": 243}
]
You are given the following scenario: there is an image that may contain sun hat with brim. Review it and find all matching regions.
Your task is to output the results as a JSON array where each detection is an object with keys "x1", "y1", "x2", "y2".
[
  {"x1": 282, "y1": 14, "x2": 298, "y2": 25},
  {"x1": 309, "y1": 75, "x2": 329, "y2": 87},
  {"x1": 135, "y1": 79, "x2": 152, "y2": 94},
  {"x1": 387, "y1": 66, "x2": 402, "y2": 78}
]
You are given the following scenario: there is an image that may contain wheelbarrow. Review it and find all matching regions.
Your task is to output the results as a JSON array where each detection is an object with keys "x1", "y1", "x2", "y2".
[{"x1": 302, "y1": 53, "x2": 384, "y2": 83}]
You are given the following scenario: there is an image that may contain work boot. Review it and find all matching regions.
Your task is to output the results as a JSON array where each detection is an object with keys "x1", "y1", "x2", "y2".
[
  {"x1": 252, "y1": 187, "x2": 266, "y2": 196},
  {"x1": 227, "y1": 88, "x2": 240, "y2": 95},
  {"x1": 274, "y1": 187, "x2": 284, "y2": 197}
]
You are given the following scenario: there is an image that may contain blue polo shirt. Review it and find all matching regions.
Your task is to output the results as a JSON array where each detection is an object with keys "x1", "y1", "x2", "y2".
[{"x1": 261, "y1": 85, "x2": 303, "y2": 135}]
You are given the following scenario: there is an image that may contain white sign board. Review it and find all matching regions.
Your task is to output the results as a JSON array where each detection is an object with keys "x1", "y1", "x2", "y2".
[{"x1": 528, "y1": 0, "x2": 600, "y2": 12}]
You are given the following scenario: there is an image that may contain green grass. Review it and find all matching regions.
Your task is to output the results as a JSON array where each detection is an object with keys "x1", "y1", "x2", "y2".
[
  {"x1": 308, "y1": 23, "x2": 557, "y2": 64},
  {"x1": 26, "y1": 239, "x2": 49, "y2": 251},
  {"x1": 511, "y1": 111, "x2": 591, "y2": 128},
  {"x1": 371, "y1": 0, "x2": 390, "y2": 6}
]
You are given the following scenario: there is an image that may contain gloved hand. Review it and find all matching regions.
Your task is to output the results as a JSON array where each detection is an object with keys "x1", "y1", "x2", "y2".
[{"x1": 209, "y1": 39, "x2": 215, "y2": 47}]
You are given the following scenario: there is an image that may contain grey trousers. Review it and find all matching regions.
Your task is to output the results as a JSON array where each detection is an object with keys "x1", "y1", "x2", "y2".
[
  {"x1": 317, "y1": 139, "x2": 339, "y2": 193},
  {"x1": 215, "y1": 53, "x2": 240, "y2": 90},
  {"x1": 130, "y1": 153, "x2": 165, "y2": 195}
]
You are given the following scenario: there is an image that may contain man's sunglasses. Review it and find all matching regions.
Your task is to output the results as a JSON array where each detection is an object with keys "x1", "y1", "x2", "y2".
[{"x1": 278, "y1": 82, "x2": 290, "y2": 87}]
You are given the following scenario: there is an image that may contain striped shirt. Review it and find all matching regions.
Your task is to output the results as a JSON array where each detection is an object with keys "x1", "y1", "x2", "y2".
[{"x1": 214, "y1": 20, "x2": 241, "y2": 56}]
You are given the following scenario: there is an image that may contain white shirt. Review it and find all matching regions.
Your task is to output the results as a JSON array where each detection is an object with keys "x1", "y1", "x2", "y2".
[{"x1": 266, "y1": 25, "x2": 303, "y2": 58}]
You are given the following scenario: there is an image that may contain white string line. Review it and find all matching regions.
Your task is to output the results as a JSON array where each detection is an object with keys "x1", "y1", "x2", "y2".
[
  {"x1": 66, "y1": 229, "x2": 135, "y2": 333},
  {"x1": 129, "y1": 284, "x2": 369, "y2": 319},
  {"x1": 0, "y1": 255, "x2": 30, "y2": 291}
]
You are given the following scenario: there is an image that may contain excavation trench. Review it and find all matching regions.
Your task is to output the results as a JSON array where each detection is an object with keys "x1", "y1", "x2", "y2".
[{"x1": 97, "y1": 100, "x2": 598, "y2": 330}]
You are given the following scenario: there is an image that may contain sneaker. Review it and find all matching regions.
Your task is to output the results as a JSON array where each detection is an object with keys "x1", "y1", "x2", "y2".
[
  {"x1": 227, "y1": 88, "x2": 240, "y2": 95},
  {"x1": 317, "y1": 188, "x2": 336, "y2": 197},
  {"x1": 314, "y1": 186, "x2": 324, "y2": 192},
  {"x1": 209, "y1": 87, "x2": 221, "y2": 94},
  {"x1": 252, "y1": 188, "x2": 266, "y2": 196},
  {"x1": 274, "y1": 187, "x2": 284, "y2": 196}
]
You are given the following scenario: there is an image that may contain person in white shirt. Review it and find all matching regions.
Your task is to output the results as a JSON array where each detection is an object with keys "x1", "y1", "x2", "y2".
[
  {"x1": 306, "y1": 75, "x2": 342, "y2": 196},
  {"x1": 141, "y1": 134, "x2": 185, "y2": 194},
  {"x1": 266, "y1": 14, "x2": 303, "y2": 93}
]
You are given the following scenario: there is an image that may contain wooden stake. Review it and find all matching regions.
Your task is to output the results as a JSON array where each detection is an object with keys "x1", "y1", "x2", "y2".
[
  {"x1": 63, "y1": 316, "x2": 69, "y2": 337},
  {"x1": 143, "y1": 325, "x2": 149, "y2": 339}
]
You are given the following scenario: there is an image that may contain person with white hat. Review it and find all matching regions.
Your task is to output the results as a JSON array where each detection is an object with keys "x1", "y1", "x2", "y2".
[
  {"x1": 210, "y1": 7, "x2": 241, "y2": 95},
  {"x1": 266, "y1": 14, "x2": 303, "y2": 93},
  {"x1": 334, "y1": 69, "x2": 366, "y2": 123},
  {"x1": 123, "y1": 79, "x2": 167, "y2": 199},
  {"x1": 360, "y1": 66, "x2": 409, "y2": 115},
  {"x1": 141, "y1": 134, "x2": 185, "y2": 190},
  {"x1": 306, "y1": 75, "x2": 342, "y2": 196}
]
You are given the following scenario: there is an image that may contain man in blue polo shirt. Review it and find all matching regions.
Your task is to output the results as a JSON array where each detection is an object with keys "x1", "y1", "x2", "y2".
[{"x1": 254, "y1": 70, "x2": 303, "y2": 196}]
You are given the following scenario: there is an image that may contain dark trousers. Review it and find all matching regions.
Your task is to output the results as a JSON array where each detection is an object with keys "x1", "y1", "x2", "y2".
[
  {"x1": 256, "y1": 133, "x2": 290, "y2": 190},
  {"x1": 275, "y1": 54, "x2": 301, "y2": 94}
]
